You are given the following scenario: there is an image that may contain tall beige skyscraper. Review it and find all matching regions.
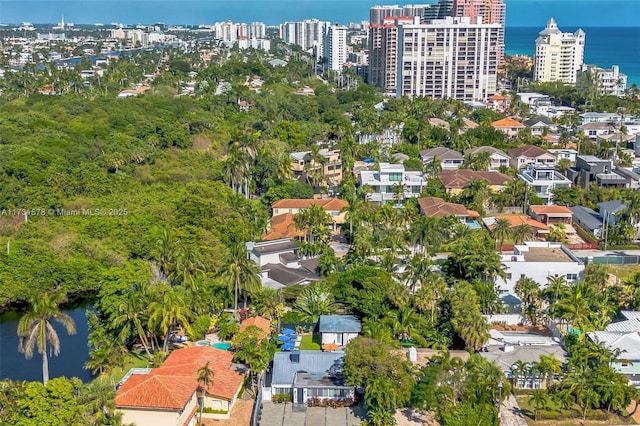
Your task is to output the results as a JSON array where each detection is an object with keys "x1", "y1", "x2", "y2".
[
  {"x1": 396, "y1": 16, "x2": 501, "y2": 101},
  {"x1": 452, "y1": 0, "x2": 505, "y2": 61},
  {"x1": 533, "y1": 18, "x2": 585, "y2": 84}
]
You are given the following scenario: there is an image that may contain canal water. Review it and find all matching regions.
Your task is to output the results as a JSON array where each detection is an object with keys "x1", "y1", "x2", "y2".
[{"x1": 0, "y1": 307, "x2": 92, "y2": 383}]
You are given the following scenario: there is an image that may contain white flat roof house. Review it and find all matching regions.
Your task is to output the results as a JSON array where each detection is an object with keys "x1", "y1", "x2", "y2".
[
  {"x1": 496, "y1": 242, "x2": 584, "y2": 295},
  {"x1": 359, "y1": 163, "x2": 426, "y2": 202},
  {"x1": 519, "y1": 164, "x2": 572, "y2": 205}
]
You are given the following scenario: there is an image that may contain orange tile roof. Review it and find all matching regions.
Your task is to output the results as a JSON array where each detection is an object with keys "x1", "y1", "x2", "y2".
[
  {"x1": 491, "y1": 117, "x2": 525, "y2": 128},
  {"x1": 418, "y1": 197, "x2": 478, "y2": 218},
  {"x1": 489, "y1": 94, "x2": 506, "y2": 100},
  {"x1": 264, "y1": 213, "x2": 301, "y2": 240},
  {"x1": 239, "y1": 316, "x2": 271, "y2": 340},
  {"x1": 154, "y1": 346, "x2": 243, "y2": 400},
  {"x1": 530, "y1": 205, "x2": 573, "y2": 215},
  {"x1": 438, "y1": 170, "x2": 512, "y2": 189},
  {"x1": 489, "y1": 215, "x2": 549, "y2": 231},
  {"x1": 115, "y1": 374, "x2": 197, "y2": 410},
  {"x1": 272, "y1": 198, "x2": 348, "y2": 211}
]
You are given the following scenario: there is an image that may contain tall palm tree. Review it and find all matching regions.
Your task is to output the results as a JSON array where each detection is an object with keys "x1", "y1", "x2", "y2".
[
  {"x1": 529, "y1": 390, "x2": 548, "y2": 421},
  {"x1": 341, "y1": 196, "x2": 363, "y2": 241},
  {"x1": 148, "y1": 287, "x2": 194, "y2": 353},
  {"x1": 197, "y1": 362, "x2": 214, "y2": 425},
  {"x1": 17, "y1": 293, "x2": 77, "y2": 384},
  {"x1": 492, "y1": 217, "x2": 512, "y2": 252},
  {"x1": 112, "y1": 283, "x2": 154, "y2": 360},
  {"x1": 223, "y1": 243, "x2": 262, "y2": 312}
]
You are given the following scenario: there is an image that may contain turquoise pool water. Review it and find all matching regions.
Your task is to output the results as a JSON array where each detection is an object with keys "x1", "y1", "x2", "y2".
[{"x1": 195, "y1": 340, "x2": 232, "y2": 350}]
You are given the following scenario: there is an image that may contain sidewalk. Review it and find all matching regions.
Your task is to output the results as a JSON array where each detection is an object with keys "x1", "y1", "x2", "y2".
[{"x1": 500, "y1": 395, "x2": 528, "y2": 426}]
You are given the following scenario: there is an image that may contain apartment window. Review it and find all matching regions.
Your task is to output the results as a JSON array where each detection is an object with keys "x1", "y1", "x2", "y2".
[
  {"x1": 506, "y1": 273, "x2": 512, "y2": 280},
  {"x1": 388, "y1": 172, "x2": 402, "y2": 182},
  {"x1": 566, "y1": 274, "x2": 578, "y2": 280},
  {"x1": 520, "y1": 274, "x2": 526, "y2": 279}
]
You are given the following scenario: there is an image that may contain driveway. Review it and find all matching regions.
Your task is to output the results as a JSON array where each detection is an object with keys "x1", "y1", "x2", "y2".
[
  {"x1": 259, "y1": 402, "x2": 366, "y2": 426},
  {"x1": 500, "y1": 395, "x2": 528, "y2": 426}
]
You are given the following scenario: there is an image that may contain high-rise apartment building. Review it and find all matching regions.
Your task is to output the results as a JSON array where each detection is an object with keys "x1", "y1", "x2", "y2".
[
  {"x1": 368, "y1": 5, "x2": 429, "y2": 92},
  {"x1": 324, "y1": 25, "x2": 348, "y2": 72},
  {"x1": 249, "y1": 22, "x2": 266, "y2": 39},
  {"x1": 369, "y1": 16, "x2": 415, "y2": 92},
  {"x1": 369, "y1": 4, "x2": 431, "y2": 24},
  {"x1": 396, "y1": 16, "x2": 501, "y2": 101},
  {"x1": 423, "y1": 0, "x2": 454, "y2": 21},
  {"x1": 533, "y1": 18, "x2": 585, "y2": 84},
  {"x1": 368, "y1": 1, "x2": 505, "y2": 92},
  {"x1": 451, "y1": 0, "x2": 505, "y2": 61},
  {"x1": 279, "y1": 19, "x2": 330, "y2": 59}
]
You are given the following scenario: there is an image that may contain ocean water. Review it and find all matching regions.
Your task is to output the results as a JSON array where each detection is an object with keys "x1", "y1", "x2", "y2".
[
  {"x1": 1, "y1": 0, "x2": 639, "y2": 27},
  {"x1": 0, "y1": 0, "x2": 637, "y2": 84},
  {"x1": 506, "y1": 27, "x2": 640, "y2": 86}
]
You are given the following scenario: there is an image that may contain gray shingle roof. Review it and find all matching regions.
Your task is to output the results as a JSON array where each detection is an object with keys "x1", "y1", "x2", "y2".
[
  {"x1": 568, "y1": 206, "x2": 603, "y2": 232},
  {"x1": 271, "y1": 351, "x2": 345, "y2": 386},
  {"x1": 318, "y1": 315, "x2": 362, "y2": 333},
  {"x1": 598, "y1": 200, "x2": 626, "y2": 215}
]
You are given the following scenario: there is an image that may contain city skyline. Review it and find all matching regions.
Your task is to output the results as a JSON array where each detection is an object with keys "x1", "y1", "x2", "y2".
[{"x1": 0, "y1": 0, "x2": 638, "y2": 27}]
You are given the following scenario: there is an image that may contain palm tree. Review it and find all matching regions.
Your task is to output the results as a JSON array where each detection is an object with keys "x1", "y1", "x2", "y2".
[
  {"x1": 492, "y1": 217, "x2": 512, "y2": 252},
  {"x1": 536, "y1": 354, "x2": 562, "y2": 388},
  {"x1": 223, "y1": 243, "x2": 262, "y2": 312},
  {"x1": 341, "y1": 196, "x2": 363, "y2": 241},
  {"x1": 112, "y1": 284, "x2": 154, "y2": 360},
  {"x1": 294, "y1": 283, "x2": 336, "y2": 323},
  {"x1": 556, "y1": 158, "x2": 573, "y2": 176},
  {"x1": 148, "y1": 287, "x2": 194, "y2": 353},
  {"x1": 17, "y1": 293, "x2": 77, "y2": 384},
  {"x1": 515, "y1": 277, "x2": 541, "y2": 325},
  {"x1": 547, "y1": 223, "x2": 568, "y2": 244},
  {"x1": 197, "y1": 362, "x2": 214, "y2": 425},
  {"x1": 512, "y1": 223, "x2": 533, "y2": 244},
  {"x1": 461, "y1": 179, "x2": 491, "y2": 215},
  {"x1": 529, "y1": 390, "x2": 548, "y2": 421}
]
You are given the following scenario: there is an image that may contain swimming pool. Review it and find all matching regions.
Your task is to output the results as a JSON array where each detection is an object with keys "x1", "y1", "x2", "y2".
[
  {"x1": 213, "y1": 342, "x2": 232, "y2": 350},
  {"x1": 195, "y1": 340, "x2": 232, "y2": 350}
]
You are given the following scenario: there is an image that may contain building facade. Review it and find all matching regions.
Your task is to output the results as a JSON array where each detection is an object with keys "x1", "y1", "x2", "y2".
[
  {"x1": 396, "y1": 17, "x2": 500, "y2": 101},
  {"x1": 497, "y1": 242, "x2": 584, "y2": 295},
  {"x1": 533, "y1": 18, "x2": 585, "y2": 84},
  {"x1": 279, "y1": 19, "x2": 330, "y2": 59},
  {"x1": 324, "y1": 25, "x2": 348, "y2": 72},
  {"x1": 518, "y1": 165, "x2": 572, "y2": 204},
  {"x1": 359, "y1": 163, "x2": 426, "y2": 202},
  {"x1": 579, "y1": 64, "x2": 627, "y2": 97},
  {"x1": 451, "y1": 0, "x2": 505, "y2": 61}
]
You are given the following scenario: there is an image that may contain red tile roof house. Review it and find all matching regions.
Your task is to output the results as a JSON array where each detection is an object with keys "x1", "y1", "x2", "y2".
[
  {"x1": 491, "y1": 117, "x2": 526, "y2": 137},
  {"x1": 115, "y1": 346, "x2": 245, "y2": 425},
  {"x1": 239, "y1": 316, "x2": 272, "y2": 341},
  {"x1": 529, "y1": 205, "x2": 573, "y2": 225},
  {"x1": 271, "y1": 198, "x2": 349, "y2": 229},
  {"x1": 418, "y1": 197, "x2": 480, "y2": 219}
]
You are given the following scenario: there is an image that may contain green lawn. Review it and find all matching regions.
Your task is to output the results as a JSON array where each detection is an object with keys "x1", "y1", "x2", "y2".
[
  {"x1": 608, "y1": 264, "x2": 640, "y2": 281},
  {"x1": 299, "y1": 334, "x2": 321, "y2": 350},
  {"x1": 516, "y1": 395, "x2": 636, "y2": 425},
  {"x1": 111, "y1": 350, "x2": 151, "y2": 384}
]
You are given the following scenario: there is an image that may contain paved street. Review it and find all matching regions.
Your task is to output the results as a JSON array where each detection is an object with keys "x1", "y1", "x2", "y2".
[{"x1": 575, "y1": 249, "x2": 640, "y2": 257}]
